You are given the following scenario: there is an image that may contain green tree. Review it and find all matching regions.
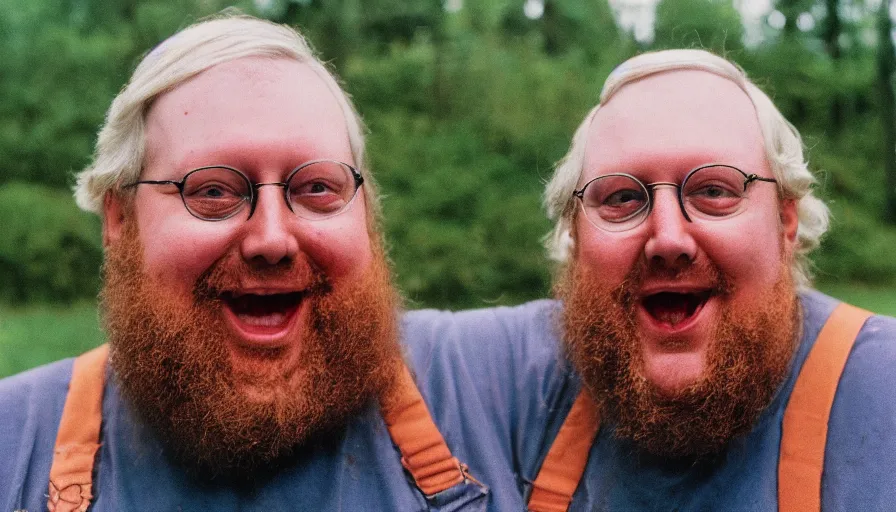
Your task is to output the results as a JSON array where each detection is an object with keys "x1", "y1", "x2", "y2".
[{"x1": 652, "y1": 0, "x2": 744, "y2": 54}]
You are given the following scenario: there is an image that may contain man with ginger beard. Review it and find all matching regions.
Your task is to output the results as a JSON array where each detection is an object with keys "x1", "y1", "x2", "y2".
[
  {"x1": 0, "y1": 15, "x2": 528, "y2": 511},
  {"x1": 519, "y1": 49, "x2": 896, "y2": 510},
  {"x1": 401, "y1": 49, "x2": 896, "y2": 511}
]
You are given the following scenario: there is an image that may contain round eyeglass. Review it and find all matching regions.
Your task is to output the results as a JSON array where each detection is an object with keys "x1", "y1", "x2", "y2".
[
  {"x1": 572, "y1": 164, "x2": 779, "y2": 233},
  {"x1": 124, "y1": 159, "x2": 364, "y2": 222}
]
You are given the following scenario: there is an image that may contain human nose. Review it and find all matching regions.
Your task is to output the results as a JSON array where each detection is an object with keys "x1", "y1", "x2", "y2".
[
  {"x1": 643, "y1": 186, "x2": 697, "y2": 270},
  {"x1": 239, "y1": 185, "x2": 300, "y2": 265}
]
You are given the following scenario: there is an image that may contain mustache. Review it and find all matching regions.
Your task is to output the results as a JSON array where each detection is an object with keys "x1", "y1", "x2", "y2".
[
  {"x1": 193, "y1": 251, "x2": 331, "y2": 303},
  {"x1": 639, "y1": 257, "x2": 722, "y2": 284},
  {"x1": 618, "y1": 257, "x2": 732, "y2": 296}
]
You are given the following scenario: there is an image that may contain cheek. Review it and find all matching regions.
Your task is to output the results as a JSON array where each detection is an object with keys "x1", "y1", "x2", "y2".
[
  {"x1": 573, "y1": 217, "x2": 644, "y2": 280},
  {"x1": 136, "y1": 216, "x2": 238, "y2": 286},
  {"x1": 314, "y1": 195, "x2": 376, "y2": 280},
  {"x1": 284, "y1": 197, "x2": 376, "y2": 281},
  {"x1": 694, "y1": 213, "x2": 785, "y2": 286},
  {"x1": 301, "y1": 220, "x2": 373, "y2": 280}
]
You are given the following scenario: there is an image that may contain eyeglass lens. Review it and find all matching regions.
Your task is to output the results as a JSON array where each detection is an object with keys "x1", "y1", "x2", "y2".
[
  {"x1": 286, "y1": 161, "x2": 357, "y2": 219},
  {"x1": 181, "y1": 161, "x2": 358, "y2": 221},
  {"x1": 579, "y1": 165, "x2": 752, "y2": 232},
  {"x1": 182, "y1": 167, "x2": 249, "y2": 220}
]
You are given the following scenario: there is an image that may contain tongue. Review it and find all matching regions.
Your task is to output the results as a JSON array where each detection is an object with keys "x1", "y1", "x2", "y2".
[
  {"x1": 236, "y1": 310, "x2": 289, "y2": 327},
  {"x1": 651, "y1": 302, "x2": 691, "y2": 326},
  {"x1": 645, "y1": 293, "x2": 701, "y2": 326},
  {"x1": 227, "y1": 293, "x2": 302, "y2": 328}
]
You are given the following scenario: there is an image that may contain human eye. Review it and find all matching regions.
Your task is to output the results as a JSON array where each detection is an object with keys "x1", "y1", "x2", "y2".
[
  {"x1": 190, "y1": 182, "x2": 242, "y2": 199},
  {"x1": 604, "y1": 188, "x2": 645, "y2": 206},
  {"x1": 684, "y1": 167, "x2": 745, "y2": 217},
  {"x1": 599, "y1": 189, "x2": 647, "y2": 222},
  {"x1": 291, "y1": 180, "x2": 346, "y2": 214},
  {"x1": 689, "y1": 183, "x2": 738, "y2": 199},
  {"x1": 183, "y1": 168, "x2": 246, "y2": 198},
  {"x1": 288, "y1": 162, "x2": 353, "y2": 216},
  {"x1": 297, "y1": 180, "x2": 338, "y2": 196},
  {"x1": 182, "y1": 167, "x2": 248, "y2": 219},
  {"x1": 584, "y1": 175, "x2": 647, "y2": 223}
]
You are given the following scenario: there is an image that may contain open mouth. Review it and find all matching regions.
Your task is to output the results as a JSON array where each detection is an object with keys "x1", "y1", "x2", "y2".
[
  {"x1": 221, "y1": 291, "x2": 306, "y2": 331},
  {"x1": 641, "y1": 291, "x2": 711, "y2": 327}
]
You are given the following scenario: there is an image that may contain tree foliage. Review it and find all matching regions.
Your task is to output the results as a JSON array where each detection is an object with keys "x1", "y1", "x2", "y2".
[
  {"x1": 0, "y1": 0, "x2": 894, "y2": 308},
  {"x1": 653, "y1": 0, "x2": 744, "y2": 54},
  {"x1": 0, "y1": 182, "x2": 102, "y2": 305}
]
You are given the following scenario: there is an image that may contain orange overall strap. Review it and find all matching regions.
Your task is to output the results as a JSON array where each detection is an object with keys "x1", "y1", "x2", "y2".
[
  {"x1": 778, "y1": 302, "x2": 871, "y2": 512},
  {"x1": 528, "y1": 390, "x2": 600, "y2": 512},
  {"x1": 380, "y1": 364, "x2": 468, "y2": 497},
  {"x1": 48, "y1": 343, "x2": 109, "y2": 512}
]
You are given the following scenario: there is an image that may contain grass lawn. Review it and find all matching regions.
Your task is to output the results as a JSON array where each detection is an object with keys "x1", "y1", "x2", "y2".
[
  {"x1": 1, "y1": 283, "x2": 893, "y2": 379},
  {"x1": 815, "y1": 283, "x2": 896, "y2": 317},
  {"x1": 0, "y1": 301, "x2": 104, "y2": 378}
]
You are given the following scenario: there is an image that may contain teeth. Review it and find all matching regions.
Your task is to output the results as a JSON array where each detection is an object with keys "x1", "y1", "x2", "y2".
[{"x1": 236, "y1": 312, "x2": 288, "y2": 327}]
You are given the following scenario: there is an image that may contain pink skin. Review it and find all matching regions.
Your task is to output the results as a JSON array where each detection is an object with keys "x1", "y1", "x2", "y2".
[
  {"x1": 103, "y1": 57, "x2": 373, "y2": 371},
  {"x1": 574, "y1": 70, "x2": 799, "y2": 396}
]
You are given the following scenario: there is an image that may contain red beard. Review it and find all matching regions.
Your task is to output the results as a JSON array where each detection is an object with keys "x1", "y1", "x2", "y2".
[
  {"x1": 101, "y1": 221, "x2": 403, "y2": 479},
  {"x1": 557, "y1": 256, "x2": 800, "y2": 458}
]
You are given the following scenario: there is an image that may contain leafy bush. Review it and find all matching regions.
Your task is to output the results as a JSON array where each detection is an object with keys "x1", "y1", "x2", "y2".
[
  {"x1": 0, "y1": 182, "x2": 102, "y2": 305},
  {"x1": 814, "y1": 199, "x2": 896, "y2": 286}
]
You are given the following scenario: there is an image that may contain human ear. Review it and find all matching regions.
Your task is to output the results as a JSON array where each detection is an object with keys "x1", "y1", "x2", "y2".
[
  {"x1": 102, "y1": 191, "x2": 125, "y2": 247},
  {"x1": 779, "y1": 198, "x2": 799, "y2": 253}
]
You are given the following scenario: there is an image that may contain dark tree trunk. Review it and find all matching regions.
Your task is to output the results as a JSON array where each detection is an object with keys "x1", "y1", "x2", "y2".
[
  {"x1": 432, "y1": 0, "x2": 447, "y2": 120},
  {"x1": 542, "y1": 0, "x2": 561, "y2": 55},
  {"x1": 823, "y1": 0, "x2": 843, "y2": 133},
  {"x1": 878, "y1": 0, "x2": 896, "y2": 223},
  {"x1": 778, "y1": 0, "x2": 800, "y2": 37},
  {"x1": 822, "y1": 0, "x2": 841, "y2": 59}
]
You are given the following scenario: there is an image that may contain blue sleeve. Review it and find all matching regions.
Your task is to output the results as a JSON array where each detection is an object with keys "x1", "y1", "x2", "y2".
[
  {"x1": 401, "y1": 300, "x2": 578, "y2": 501},
  {"x1": 0, "y1": 360, "x2": 73, "y2": 511},
  {"x1": 824, "y1": 313, "x2": 896, "y2": 510}
]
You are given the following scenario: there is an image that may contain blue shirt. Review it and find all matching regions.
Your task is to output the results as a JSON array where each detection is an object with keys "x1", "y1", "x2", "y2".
[
  {"x1": 404, "y1": 291, "x2": 896, "y2": 510},
  {"x1": 3, "y1": 290, "x2": 894, "y2": 510},
  {"x1": 0, "y1": 311, "x2": 534, "y2": 511}
]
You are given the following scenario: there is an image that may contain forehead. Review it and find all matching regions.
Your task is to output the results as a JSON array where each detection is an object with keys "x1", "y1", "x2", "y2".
[
  {"x1": 584, "y1": 70, "x2": 768, "y2": 178},
  {"x1": 143, "y1": 56, "x2": 352, "y2": 173}
]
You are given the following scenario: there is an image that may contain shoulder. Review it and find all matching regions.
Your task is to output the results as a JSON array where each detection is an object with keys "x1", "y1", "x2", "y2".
[
  {"x1": 801, "y1": 291, "x2": 896, "y2": 509},
  {"x1": 402, "y1": 299, "x2": 561, "y2": 364},
  {"x1": 0, "y1": 359, "x2": 74, "y2": 504},
  {"x1": 798, "y1": 289, "x2": 896, "y2": 377},
  {"x1": 400, "y1": 301, "x2": 580, "y2": 489},
  {"x1": 799, "y1": 290, "x2": 896, "y2": 406},
  {"x1": 401, "y1": 300, "x2": 569, "y2": 398},
  {"x1": 824, "y1": 291, "x2": 896, "y2": 418},
  {"x1": 402, "y1": 299, "x2": 560, "y2": 335},
  {"x1": 0, "y1": 358, "x2": 74, "y2": 421},
  {"x1": 798, "y1": 289, "x2": 896, "y2": 371}
]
